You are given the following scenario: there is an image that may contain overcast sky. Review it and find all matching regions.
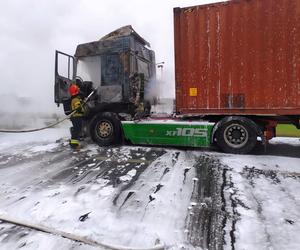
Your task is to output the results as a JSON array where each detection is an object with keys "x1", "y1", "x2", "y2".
[{"x1": 0, "y1": 0, "x2": 221, "y2": 113}]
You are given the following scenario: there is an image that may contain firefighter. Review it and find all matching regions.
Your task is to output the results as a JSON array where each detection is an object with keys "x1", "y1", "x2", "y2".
[{"x1": 69, "y1": 83, "x2": 85, "y2": 149}]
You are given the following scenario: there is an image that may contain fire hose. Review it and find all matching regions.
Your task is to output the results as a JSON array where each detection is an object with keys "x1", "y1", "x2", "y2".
[
  {"x1": 0, "y1": 214, "x2": 165, "y2": 250},
  {"x1": 0, "y1": 113, "x2": 74, "y2": 133},
  {"x1": 0, "y1": 89, "x2": 96, "y2": 133}
]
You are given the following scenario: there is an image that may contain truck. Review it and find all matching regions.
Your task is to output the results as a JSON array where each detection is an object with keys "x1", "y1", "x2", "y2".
[{"x1": 54, "y1": 0, "x2": 300, "y2": 154}]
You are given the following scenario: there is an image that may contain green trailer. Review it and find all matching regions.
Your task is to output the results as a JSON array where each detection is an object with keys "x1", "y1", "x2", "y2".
[{"x1": 121, "y1": 120, "x2": 214, "y2": 148}]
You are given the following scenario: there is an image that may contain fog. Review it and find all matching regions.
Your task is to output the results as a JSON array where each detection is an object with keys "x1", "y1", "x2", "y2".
[{"x1": 0, "y1": 0, "x2": 222, "y2": 115}]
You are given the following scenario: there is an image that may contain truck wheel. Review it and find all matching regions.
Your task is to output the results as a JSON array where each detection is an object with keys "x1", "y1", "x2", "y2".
[
  {"x1": 215, "y1": 119, "x2": 257, "y2": 154},
  {"x1": 90, "y1": 112, "x2": 121, "y2": 146}
]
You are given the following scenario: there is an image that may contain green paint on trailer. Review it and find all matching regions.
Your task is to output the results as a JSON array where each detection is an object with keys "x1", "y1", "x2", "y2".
[
  {"x1": 121, "y1": 121, "x2": 214, "y2": 148},
  {"x1": 276, "y1": 124, "x2": 300, "y2": 137}
]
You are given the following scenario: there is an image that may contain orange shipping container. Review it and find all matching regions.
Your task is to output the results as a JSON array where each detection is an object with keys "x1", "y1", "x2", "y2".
[{"x1": 174, "y1": 0, "x2": 300, "y2": 116}]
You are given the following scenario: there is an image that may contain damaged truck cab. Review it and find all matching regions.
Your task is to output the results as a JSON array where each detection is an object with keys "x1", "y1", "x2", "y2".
[
  {"x1": 55, "y1": 0, "x2": 300, "y2": 154},
  {"x1": 54, "y1": 26, "x2": 156, "y2": 145}
]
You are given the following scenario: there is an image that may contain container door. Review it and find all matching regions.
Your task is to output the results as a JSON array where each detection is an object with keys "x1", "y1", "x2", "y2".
[{"x1": 54, "y1": 50, "x2": 76, "y2": 105}]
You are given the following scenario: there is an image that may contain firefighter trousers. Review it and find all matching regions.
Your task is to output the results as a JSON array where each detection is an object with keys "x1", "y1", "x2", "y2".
[{"x1": 70, "y1": 117, "x2": 83, "y2": 146}]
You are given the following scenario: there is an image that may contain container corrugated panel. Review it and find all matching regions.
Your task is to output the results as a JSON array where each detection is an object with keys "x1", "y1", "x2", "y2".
[{"x1": 174, "y1": 0, "x2": 300, "y2": 116}]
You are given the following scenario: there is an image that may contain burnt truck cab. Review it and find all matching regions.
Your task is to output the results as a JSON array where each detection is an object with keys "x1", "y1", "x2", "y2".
[{"x1": 54, "y1": 26, "x2": 156, "y2": 145}]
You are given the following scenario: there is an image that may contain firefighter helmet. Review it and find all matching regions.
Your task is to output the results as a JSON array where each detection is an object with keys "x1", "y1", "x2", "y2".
[{"x1": 69, "y1": 84, "x2": 79, "y2": 96}]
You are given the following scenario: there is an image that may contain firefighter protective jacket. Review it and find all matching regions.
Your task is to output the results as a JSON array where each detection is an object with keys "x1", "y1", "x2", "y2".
[{"x1": 71, "y1": 96, "x2": 85, "y2": 117}]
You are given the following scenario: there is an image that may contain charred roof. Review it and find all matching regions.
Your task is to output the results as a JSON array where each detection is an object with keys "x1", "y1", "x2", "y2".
[
  {"x1": 75, "y1": 25, "x2": 150, "y2": 58},
  {"x1": 99, "y1": 25, "x2": 150, "y2": 47}
]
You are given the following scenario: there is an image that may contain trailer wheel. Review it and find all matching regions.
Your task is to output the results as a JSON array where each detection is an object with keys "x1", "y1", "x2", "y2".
[
  {"x1": 90, "y1": 112, "x2": 121, "y2": 146},
  {"x1": 215, "y1": 119, "x2": 257, "y2": 154}
]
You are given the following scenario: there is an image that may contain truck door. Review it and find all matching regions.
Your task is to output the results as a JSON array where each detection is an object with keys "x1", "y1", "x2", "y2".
[{"x1": 54, "y1": 50, "x2": 76, "y2": 105}]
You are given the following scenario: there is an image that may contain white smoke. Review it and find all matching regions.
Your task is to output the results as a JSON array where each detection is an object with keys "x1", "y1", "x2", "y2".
[
  {"x1": 144, "y1": 77, "x2": 159, "y2": 105},
  {"x1": 0, "y1": 0, "x2": 223, "y2": 120},
  {"x1": 145, "y1": 68, "x2": 175, "y2": 115},
  {"x1": 77, "y1": 56, "x2": 102, "y2": 88}
]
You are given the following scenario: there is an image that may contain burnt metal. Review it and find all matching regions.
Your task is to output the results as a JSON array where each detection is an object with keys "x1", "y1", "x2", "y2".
[
  {"x1": 86, "y1": 102, "x2": 137, "y2": 119},
  {"x1": 54, "y1": 26, "x2": 156, "y2": 118},
  {"x1": 54, "y1": 51, "x2": 75, "y2": 105},
  {"x1": 75, "y1": 25, "x2": 150, "y2": 57},
  {"x1": 100, "y1": 25, "x2": 150, "y2": 47}
]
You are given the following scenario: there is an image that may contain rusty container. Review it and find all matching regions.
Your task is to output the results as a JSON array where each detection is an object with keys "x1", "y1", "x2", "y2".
[{"x1": 174, "y1": 0, "x2": 300, "y2": 116}]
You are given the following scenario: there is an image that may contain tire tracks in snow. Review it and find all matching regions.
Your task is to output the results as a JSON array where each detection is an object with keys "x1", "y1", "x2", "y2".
[
  {"x1": 186, "y1": 154, "x2": 228, "y2": 250},
  {"x1": 235, "y1": 166, "x2": 300, "y2": 250}
]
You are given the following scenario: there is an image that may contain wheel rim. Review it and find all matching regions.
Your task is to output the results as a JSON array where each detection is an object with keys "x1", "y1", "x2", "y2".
[
  {"x1": 96, "y1": 120, "x2": 113, "y2": 138},
  {"x1": 223, "y1": 123, "x2": 249, "y2": 149}
]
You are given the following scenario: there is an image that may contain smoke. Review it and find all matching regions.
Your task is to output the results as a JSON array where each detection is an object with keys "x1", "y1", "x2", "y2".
[
  {"x1": 145, "y1": 64, "x2": 176, "y2": 100},
  {"x1": 145, "y1": 69, "x2": 176, "y2": 115},
  {"x1": 0, "y1": 112, "x2": 62, "y2": 130},
  {"x1": 0, "y1": 0, "x2": 223, "y2": 117},
  {"x1": 144, "y1": 77, "x2": 159, "y2": 105},
  {"x1": 77, "y1": 56, "x2": 102, "y2": 88},
  {"x1": 0, "y1": 93, "x2": 65, "y2": 129}
]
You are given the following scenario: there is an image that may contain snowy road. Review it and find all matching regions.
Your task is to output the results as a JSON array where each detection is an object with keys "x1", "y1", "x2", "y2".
[{"x1": 0, "y1": 127, "x2": 299, "y2": 249}]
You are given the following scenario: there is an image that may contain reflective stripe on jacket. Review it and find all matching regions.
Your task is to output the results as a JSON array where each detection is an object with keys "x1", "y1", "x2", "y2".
[
  {"x1": 70, "y1": 139, "x2": 79, "y2": 145},
  {"x1": 71, "y1": 96, "x2": 85, "y2": 117}
]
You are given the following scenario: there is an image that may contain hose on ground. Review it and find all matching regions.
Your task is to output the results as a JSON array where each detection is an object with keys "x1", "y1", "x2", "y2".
[{"x1": 0, "y1": 214, "x2": 165, "y2": 250}]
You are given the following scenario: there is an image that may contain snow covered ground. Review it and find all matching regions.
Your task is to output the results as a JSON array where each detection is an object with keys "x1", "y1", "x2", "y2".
[
  {"x1": 0, "y1": 125, "x2": 299, "y2": 250},
  {"x1": 216, "y1": 152, "x2": 300, "y2": 250}
]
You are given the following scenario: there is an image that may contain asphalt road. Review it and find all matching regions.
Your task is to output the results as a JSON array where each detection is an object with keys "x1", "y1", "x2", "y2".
[{"x1": 0, "y1": 134, "x2": 299, "y2": 250}]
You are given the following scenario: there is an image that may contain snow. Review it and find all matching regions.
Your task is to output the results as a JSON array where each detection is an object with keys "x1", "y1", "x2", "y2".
[
  {"x1": 0, "y1": 126, "x2": 299, "y2": 249},
  {"x1": 0, "y1": 128, "x2": 198, "y2": 249},
  {"x1": 0, "y1": 222, "x2": 99, "y2": 250},
  {"x1": 0, "y1": 124, "x2": 70, "y2": 153},
  {"x1": 119, "y1": 169, "x2": 137, "y2": 182},
  {"x1": 270, "y1": 137, "x2": 300, "y2": 146},
  {"x1": 215, "y1": 150, "x2": 300, "y2": 250}
]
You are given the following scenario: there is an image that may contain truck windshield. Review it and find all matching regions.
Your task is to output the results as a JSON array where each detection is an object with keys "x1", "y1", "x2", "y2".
[{"x1": 77, "y1": 56, "x2": 101, "y2": 87}]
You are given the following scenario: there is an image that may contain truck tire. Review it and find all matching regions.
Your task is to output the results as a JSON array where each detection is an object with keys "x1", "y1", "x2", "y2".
[
  {"x1": 90, "y1": 112, "x2": 121, "y2": 146},
  {"x1": 215, "y1": 118, "x2": 257, "y2": 154}
]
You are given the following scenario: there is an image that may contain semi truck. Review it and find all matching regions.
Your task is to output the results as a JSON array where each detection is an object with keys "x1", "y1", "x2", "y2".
[{"x1": 54, "y1": 0, "x2": 300, "y2": 154}]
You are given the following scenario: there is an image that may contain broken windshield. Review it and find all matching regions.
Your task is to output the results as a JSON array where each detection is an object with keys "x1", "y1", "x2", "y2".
[{"x1": 76, "y1": 56, "x2": 101, "y2": 88}]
